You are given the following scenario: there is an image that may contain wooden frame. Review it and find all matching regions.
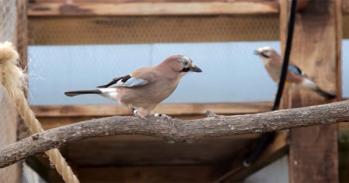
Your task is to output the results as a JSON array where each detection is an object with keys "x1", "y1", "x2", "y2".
[
  {"x1": 31, "y1": 102, "x2": 272, "y2": 117},
  {"x1": 24, "y1": 0, "x2": 347, "y2": 182},
  {"x1": 280, "y1": 0, "x2": 342, "y2": 182}
]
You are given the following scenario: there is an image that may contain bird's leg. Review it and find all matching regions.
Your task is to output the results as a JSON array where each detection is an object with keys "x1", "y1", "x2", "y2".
[{"x1": 133, "y1": 107, "x2": 150, "y2": 119}]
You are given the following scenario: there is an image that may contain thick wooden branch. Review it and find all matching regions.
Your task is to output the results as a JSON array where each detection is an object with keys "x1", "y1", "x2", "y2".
[{"x1": 1, "y1": 100, "x2": 349, "y2": 168}]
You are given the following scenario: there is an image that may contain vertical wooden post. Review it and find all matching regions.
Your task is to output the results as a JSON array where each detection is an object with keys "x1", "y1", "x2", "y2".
[
  {"x1": 280, "y1": 0, "x2": 342, "y2": 183},
  {"x1": 16, "y1": 0, "x2": 28, "y2": 69}
]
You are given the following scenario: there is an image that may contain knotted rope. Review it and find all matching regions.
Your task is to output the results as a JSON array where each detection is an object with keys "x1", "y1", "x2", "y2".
[{"x1": 0, "y1": 42, "x2": 79, "y2": 183}]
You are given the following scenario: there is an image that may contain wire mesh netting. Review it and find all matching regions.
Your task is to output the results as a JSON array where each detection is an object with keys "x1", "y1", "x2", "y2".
[
  {"x1": 29, "y1": 15, "x2": 279, "y2": 45},
  {"x1": 0, "y1": 0, "x2": 16, "y2": 42}
]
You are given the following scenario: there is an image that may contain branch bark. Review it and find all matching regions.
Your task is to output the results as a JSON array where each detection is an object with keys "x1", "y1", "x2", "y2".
[{"x1": 1, "y1": 100, "x2": 349, "y2": 168}]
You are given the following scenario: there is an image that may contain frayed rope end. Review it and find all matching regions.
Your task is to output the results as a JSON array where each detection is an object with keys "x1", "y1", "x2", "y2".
[
  {"x1": 0, "y1": 41, "x2": 26, "y2": 100},
  {"x1": 0, "y1": 41, "x2": 19, "y2": 65}
]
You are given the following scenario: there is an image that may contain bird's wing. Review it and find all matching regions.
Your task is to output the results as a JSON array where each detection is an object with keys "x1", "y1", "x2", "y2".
[
  {"x1": 97, "y1": 68, "x2": 154, "y2": 88},
  {"x1": 98, "y1": 75, "x2": 149, "y2": 88},
  {"x1": 288, "y1": 64, "x2": 303, "y2": 76},
  {"x1": 97, "y1": 75, "x2": 131, "y2": 88},
  {"x1": 116, "y1": 76, "x2": 149, "y2": 88}
]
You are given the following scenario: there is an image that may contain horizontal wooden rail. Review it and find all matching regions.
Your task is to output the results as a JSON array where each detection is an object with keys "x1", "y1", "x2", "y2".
[
  {"x1": 28, "y1": 1, "x2": 279, "y2": 17},
  {"x1": 30, "y1": 0, "x2": 349, "y2": 17},
  {"x1": 31, "y1": 102, "x2": 272, "y2": 117}
]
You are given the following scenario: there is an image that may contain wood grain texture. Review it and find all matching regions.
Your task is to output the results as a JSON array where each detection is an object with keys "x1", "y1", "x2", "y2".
[
  {"x1": 1, "y1": 100, "x2": 349, "y2": 168},
  {"x1": 31, "y1": 0, "x2": 270, "y2": 3},
  {"x1": 0, "y1": 87, "x2": 20, "y2": 183},
  {"x1": 280, "y1": 0, "x2": 341, "y2": 182},
  {"x1": 16, "y1": 0, "x2": 28, "y2": 70},
  {"x1": 343, "y1": 0, "x2": 349, "y2": 13},
  {"x1": 49, "y1": 166, "x2": 218, "y2": 183},
  {"x1": 28, "y1": 1, "x2": 279, "y2": 16},
  {"x1": 28, "y1": 15, "x2": 279, "y2": 44},
  {"x1": 64, "y1": 135, "x2": 258, "y2": 166},
  {"x1": 31, "y1": 102, "x2": 272, "y2": 117}
]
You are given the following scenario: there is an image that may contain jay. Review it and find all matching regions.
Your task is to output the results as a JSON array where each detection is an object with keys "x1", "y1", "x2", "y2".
[
  {"x1": 65, "y1": 55, "x2": 202, "y2": 118},
  {"x1": 254, "y1": 46, "x2": 336, "y2": 99}
]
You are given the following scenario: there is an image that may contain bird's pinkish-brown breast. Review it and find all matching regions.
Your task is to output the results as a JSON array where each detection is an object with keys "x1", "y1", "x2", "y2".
[{"x1": 117, "y1": 70, "x2": 181, "y2": 111}]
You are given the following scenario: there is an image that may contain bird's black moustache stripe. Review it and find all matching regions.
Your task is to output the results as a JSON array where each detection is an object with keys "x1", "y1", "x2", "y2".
[
  {"x1": 181, "y1": 67, "x2": 190, "y2": 72},
  {"x1": 261, "y1": 52, "x2": 270, "y2": 58}
]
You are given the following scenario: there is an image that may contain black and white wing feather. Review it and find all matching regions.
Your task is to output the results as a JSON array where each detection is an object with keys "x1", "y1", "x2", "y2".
[{"x1": 97, "y1": 75, "x2": 148, "y2": 88}]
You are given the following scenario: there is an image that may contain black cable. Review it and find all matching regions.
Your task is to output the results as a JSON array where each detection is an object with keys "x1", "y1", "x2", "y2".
[
  {"x1": 272, "y1": 0, "x2": 298, "y2": 111},
  {"x1": 242, "y1": 0, "x2": 298, "y2": 167}
]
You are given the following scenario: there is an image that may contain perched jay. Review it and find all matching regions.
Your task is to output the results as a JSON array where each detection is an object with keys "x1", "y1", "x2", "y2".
[
  {"x1": 65, "y1": 55, "x2": 202, "y2": 118},
  {"x1": 254, "y1": 46, "x2": 336, "y2": 99}
]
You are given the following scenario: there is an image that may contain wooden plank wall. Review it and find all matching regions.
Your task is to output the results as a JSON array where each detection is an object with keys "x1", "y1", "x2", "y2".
[{"x1": 280, "y1": 0, "x2": 341, "y2": 182}]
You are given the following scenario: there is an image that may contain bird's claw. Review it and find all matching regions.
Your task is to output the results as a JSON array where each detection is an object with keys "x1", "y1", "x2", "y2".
[
  {"x1": 154, "y1": 113, "x2": 172, "y2": 119},
  {"x1": 205, "y1": 110, "x2": 220, "y2": 118},
  {"x1": 133, "y1": 109, "x2": 149, "y2": 119}
]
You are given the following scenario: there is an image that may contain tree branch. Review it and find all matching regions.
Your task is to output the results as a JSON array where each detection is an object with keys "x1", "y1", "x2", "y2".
[{"x1": 1, "y1": 100, "x2": 349, "y2": 168}]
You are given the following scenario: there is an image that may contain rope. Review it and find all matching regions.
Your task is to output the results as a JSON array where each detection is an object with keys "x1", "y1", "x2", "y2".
[
  {"x1": 242, "y1": 0, "x2": 298, "y2": 167},
  {"x1": 0, "y1": 42, "x2": 80, "y2": 183}
]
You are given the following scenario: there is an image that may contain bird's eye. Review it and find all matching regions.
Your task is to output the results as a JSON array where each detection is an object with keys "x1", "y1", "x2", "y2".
[{"x1": 183, "y1": 61, "x2": 189, "y2": 65}]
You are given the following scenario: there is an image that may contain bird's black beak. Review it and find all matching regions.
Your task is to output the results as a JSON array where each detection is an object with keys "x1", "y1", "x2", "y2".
[{"x1": 189, "y1": 64, "x2": 202, "y2": 72}]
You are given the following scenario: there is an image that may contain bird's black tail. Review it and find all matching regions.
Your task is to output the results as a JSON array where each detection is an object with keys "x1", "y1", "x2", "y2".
[
  {"x1": 314, "y1": 87, "x2": 336, "y2": 100},
  {"x1": 64, "y1": 89, "x2": 101, "y2": 97},
  {"x1": 301, "y1": 78, "x2": 336, "y2": 100}
]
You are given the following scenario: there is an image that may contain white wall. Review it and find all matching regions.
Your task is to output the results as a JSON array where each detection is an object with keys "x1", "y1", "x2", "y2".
[
  {"x1": 244, "y1": 156, "x2": 288, "y2": 183},
  {"x1": 28, "y1": 41, "x2": 279, "y2": 105},
  {"x1": 28, "y1": 40, "x2": 348, "y2": 105}
]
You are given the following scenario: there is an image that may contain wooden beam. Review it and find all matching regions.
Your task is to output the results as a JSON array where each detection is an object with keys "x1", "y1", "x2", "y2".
[
  {"x1": 28, "y1": 15, "x2": 279, "y2": 45},
  {"x1": 343, "y1": 15, "x2": 349, "y2": 38},
  {"x1": 31, "y1": 102, "x2": 272, "y2": 117},
  {"x1": 49, "y1": 165, "x2": 218, "y2": 183},
  {"x1": 16, "y1": 0, "x2": 28, "y2": 69},
  {"x1": 280, "y1": 0, "x2": 341, "y2": 182},
  {"x1": 339, "y1": 124, "x2": 349, "y2": 183},
  {"x1": 28, "y1": 1, "x2": 279, "y2": 16},
  {"x1": 343, "y1": 0, "x2": 349, "y2": 14},
  {"x1": 64, "y1": 135, "x2": 259, "y2": 166},
  {"x1": 30, "y1": 0, "x2": 265, "y2": 3}
]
